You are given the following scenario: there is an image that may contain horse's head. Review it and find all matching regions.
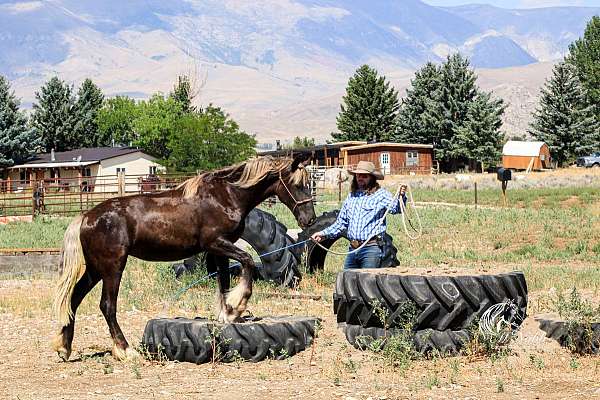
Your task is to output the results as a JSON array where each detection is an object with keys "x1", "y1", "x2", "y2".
[{"x1": 274, "y1": 152, "x2": 316, "y2": 229}]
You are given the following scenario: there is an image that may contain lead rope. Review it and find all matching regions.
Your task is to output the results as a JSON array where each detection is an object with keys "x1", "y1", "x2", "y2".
[{"x1": 310, "y1": 182, "x2": 422, "y2": 256}]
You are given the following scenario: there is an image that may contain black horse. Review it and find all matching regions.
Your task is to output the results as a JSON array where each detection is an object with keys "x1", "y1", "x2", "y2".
[{"x1": 52, "y1": 154, "x2": 315, "y2": 361}]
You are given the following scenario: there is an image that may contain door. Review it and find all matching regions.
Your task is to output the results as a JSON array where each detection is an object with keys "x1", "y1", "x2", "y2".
[{"x1": 380, "y1": 152, "x2": 390, "y2": 175}]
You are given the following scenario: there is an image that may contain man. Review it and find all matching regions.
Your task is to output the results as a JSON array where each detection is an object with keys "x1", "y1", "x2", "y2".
[{"x1": 311, "y1": 160, "x2": 406, "y2": 269}]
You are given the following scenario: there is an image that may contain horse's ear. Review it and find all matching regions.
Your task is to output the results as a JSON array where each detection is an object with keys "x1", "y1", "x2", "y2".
[{"x1": 291, "y1": 152, "x2": 312, "y2": 171}]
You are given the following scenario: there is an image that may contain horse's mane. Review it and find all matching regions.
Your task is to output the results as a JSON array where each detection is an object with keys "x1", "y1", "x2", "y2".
[{"x1": 176, "y1": 156, "x2": 307, "y2": 199}]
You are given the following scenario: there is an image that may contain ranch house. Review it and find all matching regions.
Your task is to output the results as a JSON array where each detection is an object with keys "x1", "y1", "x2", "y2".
[{"x1": 4, "y1": 147, "x2": 164, "y2": 193}]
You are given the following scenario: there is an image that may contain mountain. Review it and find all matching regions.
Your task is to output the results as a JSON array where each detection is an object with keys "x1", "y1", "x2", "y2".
[{"x1": 0, "y1": 0, "x2": 598, "y2": 141}]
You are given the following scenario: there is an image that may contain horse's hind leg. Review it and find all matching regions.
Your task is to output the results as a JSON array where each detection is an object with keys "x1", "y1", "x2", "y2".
[
  {"x1": 98, "y1": 256, "x2": 138, "y2": 361},
  {"x1": 52, "y1": 271, "x2": 100, "y2": 360}
]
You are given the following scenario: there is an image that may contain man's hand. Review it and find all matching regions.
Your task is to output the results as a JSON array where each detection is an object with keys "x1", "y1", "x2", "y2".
[
  {"x1": 399, "y1": 184, "x2": 407, "y2": 197},
  {"x1": 311, "y1": 232, "x2": 324, "y2": 243}
]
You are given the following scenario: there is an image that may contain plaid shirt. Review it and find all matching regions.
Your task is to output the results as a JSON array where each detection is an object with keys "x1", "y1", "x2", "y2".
[{"x1": 321, "y1": 188, "x2": 406, "y2": 241}]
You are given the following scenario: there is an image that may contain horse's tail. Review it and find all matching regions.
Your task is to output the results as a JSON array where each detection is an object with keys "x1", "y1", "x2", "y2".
[{"x1": 53, "y1": 214, "x2": 86, "y2": 327}]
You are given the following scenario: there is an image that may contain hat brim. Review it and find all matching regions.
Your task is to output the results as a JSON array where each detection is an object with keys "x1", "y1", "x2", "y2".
[{"x1": 349, "y1": 168, "x2": 384, "y2": 180}]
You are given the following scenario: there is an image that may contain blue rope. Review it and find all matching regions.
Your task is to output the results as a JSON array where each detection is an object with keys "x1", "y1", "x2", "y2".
[{"x1": 173, "y1": 239, "x2": 311, "y2": 299}]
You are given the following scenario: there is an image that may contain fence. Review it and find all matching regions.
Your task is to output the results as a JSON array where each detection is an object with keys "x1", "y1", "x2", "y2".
[{"x1": 0, "y1": 172, "x2": 194, "y2": 217}]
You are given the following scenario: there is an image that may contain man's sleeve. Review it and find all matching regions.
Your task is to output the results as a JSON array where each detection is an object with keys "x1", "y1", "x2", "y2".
[
  {"x1": 320, "y1": 198, "x2": 349, "y2": 238},
  {"x1": 384, "y1": 188, "x2": 407, "y2": 215}
]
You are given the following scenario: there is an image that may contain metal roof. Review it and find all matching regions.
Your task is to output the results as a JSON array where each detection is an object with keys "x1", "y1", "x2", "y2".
[
  {"x1": 22, "y1": 147, "x2": 142, "y2": 165},
  {"x1": 502, "y1": 141, "x2": 546, "y2": 157},
  {"x1": 9, "y1": 161, "x2": 97, "y2": 169},
  {"x1": 341, "y1": 142, "x2": 434, "y2": 152}
]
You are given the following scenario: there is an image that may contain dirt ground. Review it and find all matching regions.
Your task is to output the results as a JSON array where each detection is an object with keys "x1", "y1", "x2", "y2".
[{"x1": 1, "y1": 276, "x2": 599, "y2": 400}]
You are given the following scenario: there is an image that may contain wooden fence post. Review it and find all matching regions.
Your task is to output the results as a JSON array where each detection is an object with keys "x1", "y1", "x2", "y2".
[
  {"x1": 117, "y1": 172, "x2": 125, "y2": 197},
  {"x1": 474, "y1": 181, "x2": 478, "y2": 210}
]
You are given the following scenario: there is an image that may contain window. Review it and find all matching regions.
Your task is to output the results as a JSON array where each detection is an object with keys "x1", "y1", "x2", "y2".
[
  {"x1": 82, "y1": 167, "x2": 91, "y2": 177},
  {"x1": 149, "y1": 166, "x2": 157, "y2": 175},
  {"x1": 116, "y1": 167, "x2": 126, "y2": 174},
  {"x1": 406, "y1": 151, "x2": 419, "y2": 166},
  {"x1": 19, "y1": 170, "x2": 27, "y2": 183}
]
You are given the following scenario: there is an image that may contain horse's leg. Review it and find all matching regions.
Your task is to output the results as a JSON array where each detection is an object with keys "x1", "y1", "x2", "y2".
[
  {"x1": 211, "y1": 255, "x2": 232, "y2": 322},
  {"x1": 52, "y1": 270, "x2": 100, "y2": 361},
  {"x1": 205, "y1": 238, "x2": 254, "y2": 322},
  {"x1": 98, "y1": 256, "x2": 137, "y2": 361}
]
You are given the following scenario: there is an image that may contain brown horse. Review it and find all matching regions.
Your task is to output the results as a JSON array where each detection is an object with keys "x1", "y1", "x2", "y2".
[{"x1": 52, "y1": 154, "x2": 316, "y2": 361}]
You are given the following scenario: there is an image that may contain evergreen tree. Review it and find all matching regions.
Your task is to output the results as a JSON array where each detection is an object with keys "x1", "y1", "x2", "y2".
[
  {"x1": 333, "y1": 65, "x2": 399, "y2": 142},
  {"x1": 0, "y1": 76, "x2": 40, "y2": 171},
  {"x1": 74, "y1": 78, "x2": 105, "y2": 147},
  {"x1": 567, "y1": 16, "x2": 600, "y2": 115},
  {"x1": 170, "y1": 75, "x2": 195, "y2": 114},
  {"x1": 288, "y1": 136, "x2": 315, "y2": 149},
  {"x1": 31, "y1": 76, "x2": 77, "y2": 152},
  {"x1": 448, "y1": 91, "x2": 506, "y2": 171},
  {"x1": 394, "y1": 62, "x2": 442, "y2": 144},
  {"x1": 529, "y1": 61, "x2": 600, "y2": 167},
  {"x1": 436, "y1": 54, "x2": 479, "y2": 165}
]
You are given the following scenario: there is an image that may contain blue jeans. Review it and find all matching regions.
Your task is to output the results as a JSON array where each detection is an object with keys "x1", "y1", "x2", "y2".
[{"x1": 344, "y1": 244, "x2": 383, "y2": 270}]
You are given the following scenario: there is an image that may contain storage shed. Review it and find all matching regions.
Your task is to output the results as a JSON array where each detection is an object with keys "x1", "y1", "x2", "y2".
[{"x1": 502, "y1": 141, "x2": 552, "y2": 170}]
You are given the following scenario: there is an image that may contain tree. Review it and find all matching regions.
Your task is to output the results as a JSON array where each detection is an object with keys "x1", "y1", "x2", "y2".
[
  {"x1": 333, "y1": 65, "x2": 399, "y2": 142},
  {"x1": 31, "y1": 76, "x2": 77, "y2": 152},
  {"x1": 567, "y1": 16, "x2": 600, "y2": 116},
  {"x1": 132, "y1": 94, "x2": 182, "y2": 159},
  {"x1": 73, "y1": 78, "x2": 105, "y2": 147},
  {"x1": 394, "y1": 62, "x2": 443, "y2": 144},
  {"x1": 529, "y1": 61, "x2": 600, "y2": 167},
  {"x1": 166, "y1": 106, "x2": 256, "y2": 172},
  {"x1": 447, "y1": 92, "x2": 506, "y2": 171},
  {"x1": 287, "y1": 136, "x2": 315, "y2": 149},
  {"x1": 394, "y1": 54, "x2": 503, "y2": 171},
  {"x1": 97, "y1": 96, "x2": 139, "y2": 146},
  {"x1": 0, "y1": 75, "x2": 40, "y2": 171},
  {"x1": 169, "y1": 75, "x2": 196, "y2": 114}
]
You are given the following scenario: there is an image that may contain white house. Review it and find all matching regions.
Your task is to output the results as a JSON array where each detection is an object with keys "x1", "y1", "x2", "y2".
[{"x1": 7, "y1": 147, "x2": 164, "y2": 193}]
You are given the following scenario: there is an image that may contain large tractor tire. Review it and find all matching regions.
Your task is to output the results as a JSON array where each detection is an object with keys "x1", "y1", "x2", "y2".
[
  {"x1": 172, "y1": 208, "x2": 302, "y2": 287},
  {"x1": 142, "y1": 316, "x2": 320, "y2": 364},
  {"x1": 537, "y1": 317, "x2": 600, "y2": 354},
  {"x1": 339, "y1": 322, "x2": 471, "y2": 356},
  {"x1": 333, "y1": 269, "x2": 528, "y2": 331},
  {"x1": 294, "y1": 210, "x2": 399, "y2": 272}
]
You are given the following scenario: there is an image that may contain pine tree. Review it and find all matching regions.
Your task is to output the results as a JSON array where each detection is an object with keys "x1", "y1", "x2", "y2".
[
  {"x1": 394, "y1": 62, "x2": 442, "y2": 144},
  {"x1": 448, "y1": 91, "x2": 506, "y2": 171},
  {"x1": 567, "y1": 16, "x2": 600, "y2": 116},
  {"x1": 436, "y1": 54, "x2": 479, "y2": 165},
  {"x1": 31, "y1": 76, "x2": 77, "y2": 152},
  {"x1": 529, "y1": 61, "x2": 600, "y2": 167},
  {"x1": 333, "y1": 65, "x2": 399, "y2": 142},
  {"x1": 73, "y1": 78, "x2": 105, "y2": 147},
  {"x1": 0, "y1": 75, "x2": 40, "y2": 171}
]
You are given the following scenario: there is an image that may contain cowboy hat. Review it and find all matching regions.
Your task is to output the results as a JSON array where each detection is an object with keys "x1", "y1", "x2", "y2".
[{"x1": 349, "y1": 160, "x2": 384, "y2": 180}]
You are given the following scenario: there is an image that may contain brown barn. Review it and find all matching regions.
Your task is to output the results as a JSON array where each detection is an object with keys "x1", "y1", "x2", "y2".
[
  {"x1": 502, "y1": 141, "x2": 552, "y2": 171},
  {"x1": 341, "y1": 142, "x2": 434, "y2": 175}
]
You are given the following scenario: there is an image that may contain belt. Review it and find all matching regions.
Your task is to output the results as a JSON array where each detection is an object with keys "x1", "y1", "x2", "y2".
[{"x1": 349, "y1": 235, "x2": 381, "y2": 249}]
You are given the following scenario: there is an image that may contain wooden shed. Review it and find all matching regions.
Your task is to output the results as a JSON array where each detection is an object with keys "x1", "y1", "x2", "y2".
[
  {"x1": 502, "y1": 141, "x2": 552, "y2": 170},
  {"x1": 341, "y1": 142, "x2": 434, "y2": 175}
]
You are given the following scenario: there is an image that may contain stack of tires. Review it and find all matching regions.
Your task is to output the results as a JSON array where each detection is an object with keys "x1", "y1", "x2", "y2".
[{"x1": 334, "y1": 269, "x2": 528, "y2": 355}]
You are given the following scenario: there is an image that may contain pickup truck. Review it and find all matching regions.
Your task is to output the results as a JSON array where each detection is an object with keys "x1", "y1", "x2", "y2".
[{"x1": 576, "y1": 152, "x2": 600, "y2": 168}]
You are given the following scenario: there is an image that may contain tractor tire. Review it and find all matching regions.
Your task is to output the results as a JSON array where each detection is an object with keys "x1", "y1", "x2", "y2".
[
  {"x1": 172, "y1": 208, "x2": 301, "y2": 287},
  {"x1": 537, "y1": 317, "x2": 600, "y2": 354},
  {"x1": 339, "y1": 323, "x2": 471, "y2": 356},
  {"x1": 142, "y1": 316, "x2": 321, "y2": 364},
  {"x1": 295, "y1": 210, "x2": 399, "y2": 272},
  {"x1": 333, "y1": 269, "x2": 528, "y2": 331}
]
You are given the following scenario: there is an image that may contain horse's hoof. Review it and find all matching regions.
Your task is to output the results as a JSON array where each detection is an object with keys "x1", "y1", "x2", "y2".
[
  {"x1": 112, "y1": 345, "x2": 140, "y2": 361},
  {"x1": 52, "y1": 334, "x2": 71, "y2": 361},
  {"x1": 56, "y1": 347, "x2": 71, "y2": 361}
]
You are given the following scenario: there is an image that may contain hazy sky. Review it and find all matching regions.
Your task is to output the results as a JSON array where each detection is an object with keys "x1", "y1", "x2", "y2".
[{"x1": 423, "y1": 0, "x2": 600, "y2": 8}]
